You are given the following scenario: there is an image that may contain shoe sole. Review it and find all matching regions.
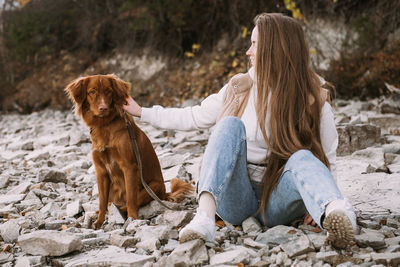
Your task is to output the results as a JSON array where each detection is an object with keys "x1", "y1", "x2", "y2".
[
  {"x1": 179, "y1": 229, "x2": 206, "y2": 244},
  {"x1": 323, "y1": 210, "x2": 355, "y2": 249}
]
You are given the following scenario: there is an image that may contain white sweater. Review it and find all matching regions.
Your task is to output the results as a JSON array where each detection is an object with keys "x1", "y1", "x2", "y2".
[{"x1": 141, "y1": 68, "x2": 338, "y2": 180}]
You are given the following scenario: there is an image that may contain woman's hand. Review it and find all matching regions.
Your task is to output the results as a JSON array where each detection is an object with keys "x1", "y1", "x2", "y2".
[
  {"x1": 303, "y1": 213, "x2": 320, "y2": 228},
  {"x1": 123, "y1": 96, "x2": 142, "y2": 118}
]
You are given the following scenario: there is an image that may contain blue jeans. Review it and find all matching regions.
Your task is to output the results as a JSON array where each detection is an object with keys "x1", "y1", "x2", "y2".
[{"x1": 197, "y1": 116, "x2": 343, "y2": 227}]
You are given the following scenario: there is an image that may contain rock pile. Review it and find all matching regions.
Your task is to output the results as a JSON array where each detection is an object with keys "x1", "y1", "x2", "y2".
[{"x1": 0, "y1": 98, "x2": 400, "y2": 266}]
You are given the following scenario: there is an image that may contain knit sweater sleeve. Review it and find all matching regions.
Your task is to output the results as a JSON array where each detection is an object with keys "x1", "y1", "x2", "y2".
[
  {"x1": 140, "y1": 84, "x2": 228, "y2": 131},
  {"x1": 320, "y1": 102, "x2": 338, "y2": 180}
]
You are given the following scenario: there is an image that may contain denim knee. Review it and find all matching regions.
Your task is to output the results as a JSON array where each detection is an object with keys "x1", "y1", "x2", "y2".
[
  {"x1": 214, "y1": 116, "x2": 246, "y2": 140},
  {"x1": 285, "y1": 149, "x2": 314, "y2": 170}
]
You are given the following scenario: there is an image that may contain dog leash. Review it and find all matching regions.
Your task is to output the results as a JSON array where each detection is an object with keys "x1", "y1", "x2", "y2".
[{"x1": 122, "y1": 111, "x2": 181, "y2": 211}]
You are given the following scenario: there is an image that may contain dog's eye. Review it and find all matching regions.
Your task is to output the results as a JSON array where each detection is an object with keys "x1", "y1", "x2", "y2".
[{"x1": 89, "y1": 90, "x2": 96, "y2": 95}]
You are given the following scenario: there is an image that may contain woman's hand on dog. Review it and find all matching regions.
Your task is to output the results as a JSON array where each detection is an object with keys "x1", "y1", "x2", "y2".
[{"x1": 123, "y1": 96, "x2": 142, "y2": 117}]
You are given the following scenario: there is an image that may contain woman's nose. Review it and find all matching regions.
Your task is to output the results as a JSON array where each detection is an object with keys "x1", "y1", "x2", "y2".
[{"x1": 246, "y1": 48, "x2": 251, "y2": 56}]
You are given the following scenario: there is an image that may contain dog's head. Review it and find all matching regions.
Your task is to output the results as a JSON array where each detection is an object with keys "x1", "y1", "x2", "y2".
[{"x1": 65, "y1": 74, "x2": 130, "y2": 118}]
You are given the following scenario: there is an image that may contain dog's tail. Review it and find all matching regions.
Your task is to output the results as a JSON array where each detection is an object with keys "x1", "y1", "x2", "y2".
[{"x1": 167, "y1": 178, "x2": 195, "y2": 202}]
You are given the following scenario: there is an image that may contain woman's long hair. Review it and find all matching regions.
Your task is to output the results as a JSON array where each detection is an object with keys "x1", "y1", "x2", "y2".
[{"x1": 253, "y1": 13, "x2": 330, "y2": 222}]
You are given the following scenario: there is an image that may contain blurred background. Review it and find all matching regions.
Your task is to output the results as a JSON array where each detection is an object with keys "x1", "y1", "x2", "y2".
[{"x1": 0, "y1": 0, "x2": 399, "y2": 114}]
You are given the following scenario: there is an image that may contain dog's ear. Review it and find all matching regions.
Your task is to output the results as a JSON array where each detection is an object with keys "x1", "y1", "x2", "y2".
[
  {"x1": 107, "y1": 74, "x2": 131, "y2": 115},
  {"x1": 64, "y1": 77, "x2": 88, "y2": 116}
]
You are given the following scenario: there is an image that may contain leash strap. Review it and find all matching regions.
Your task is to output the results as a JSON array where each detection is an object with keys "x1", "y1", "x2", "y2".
[{"x1": 123, "y1": 111, "x2": 178, "y2": 211}]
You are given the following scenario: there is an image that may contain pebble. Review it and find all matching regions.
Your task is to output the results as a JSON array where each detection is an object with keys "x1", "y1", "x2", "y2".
[
  {"x1": 18, "y1": 230, "x2": 82, "y2": 256},
  {"x1": 166, "y1": 239, "x2": 208, "y2": 266},
  {"x1": 0, "y1": 219, "x2": 21, "y2": 243},
  {"x1": 0, "y1": 101, "x2": 399, "y2": 265}
]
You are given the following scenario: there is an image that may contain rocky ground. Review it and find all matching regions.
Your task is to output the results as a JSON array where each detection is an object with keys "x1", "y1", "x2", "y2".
[{"x1": 1, "y1": 96, "x2": 400, "y2": 267}]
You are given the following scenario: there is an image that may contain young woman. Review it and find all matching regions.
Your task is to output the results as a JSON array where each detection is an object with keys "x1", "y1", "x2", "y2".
[{"x1": 123, "y1": 13, "x2": 357, "y2": 249}]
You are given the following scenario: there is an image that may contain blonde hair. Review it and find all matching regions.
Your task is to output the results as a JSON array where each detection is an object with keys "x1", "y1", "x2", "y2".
[{"x1": 253, "y1": 13, "x2": 330, "y2": 222}]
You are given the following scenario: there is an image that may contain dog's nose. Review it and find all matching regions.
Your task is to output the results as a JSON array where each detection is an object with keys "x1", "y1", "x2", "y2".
[{"x1": 99, "y1": 105, "x2": 108, "y2": 112}]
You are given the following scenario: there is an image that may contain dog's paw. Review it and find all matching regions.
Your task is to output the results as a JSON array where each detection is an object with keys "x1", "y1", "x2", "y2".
[
  {"x1": 123, "y1": 217, "x2": 134, "y2": 233},
  {"x1": 93, "y1": 219, "x2": 104, "y2": 230}
]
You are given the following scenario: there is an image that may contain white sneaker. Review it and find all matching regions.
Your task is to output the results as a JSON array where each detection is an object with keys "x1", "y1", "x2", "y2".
[
  {"x1": 323, "y1": 198, "x2": 358, "y2": 249},
  {"x1": 179, "y1": 209, "x2": 216, "y2": 243}
]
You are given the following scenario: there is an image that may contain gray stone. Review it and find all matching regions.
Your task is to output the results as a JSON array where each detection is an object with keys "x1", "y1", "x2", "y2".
[
  {"x1": 44, "y1": 219, "x2": 69, "y2": 230},
  {"x1": 0, "y1": 253, "x2": 14, "y2": 264},
  {"x1": 275, "y1": 251, "x2": 289, "y2": 266},
  {"x1": 355, "y1": 232, "x2": 386, "y2": 249},
  {"x1": 125, "y1": 219, "x2": 148, "y2": 234},
  {"x1": 14, "y1": 257, "x2": 32, "y2": 267},
  {"x1": 167, "y1": 239, "x2": 208, "y2": 266},
  {"x1": 280, "y1": 235, "x2": 314, "y2": 257},
  {"x1": 82, "y1": 211, "x2": 97, "y2": 229},
  {"x1": 371, "y1": 252, "x2": 400, "y2": 266},
  {"x1": 107, "y1": 203, "x2": 126, "y2": 224},
  {"x1": 255, "y1": 225, "x2": 304, "y2": 247},
  {"x1": 336, "y1": 262, "x2": 354, "y2": 267},
  {"x1": 135, "y1": 238, "x2": 160, "y2": 251},
  {"x1": 37, "y1": 168, "x2": 67, "y2": 183},
  {"x1": 32, "y1": 188, "x2": 57, "y2": 199},
  {"x1": 386, "y1": 236, "x2": 400, "y2": 246},
  {"x1": 350, "y1": 114, "x2": 368, "y2": 124},
  {"x1": 81, "y1": 201, "x2": 98, "y2": 213},
  {"x1": 7, "y1": 181, "x2": 31, "y2": 195},
  {"x1": 14, "y1": 256, "x2": 45, "y2": 267},
  {"x1": 384, "y1": 245, "x2": 400, "y2": 253},
  {"x1": 134, "y1": 225, "x2": 172, "y2": 243},
  {"x1": 242, "y1": 216, "x2": 262, "y2": 234},
  {"x1": 243, "y1": 238, "x2": 267, "y2": 249},
  {"x1": 160, "y1": 209, "x2": 193, "y2": 228},
  {"x1": 21, "y1": 141, "x2": 34, "y2": 151},
  {"x1": 0, "y1": 219, "x2": 21, "y2": 243},
  {"x1": 110, "y1": 233, "x2": 138, "y2": 248},
  {"x1": 337, "y1": 123, "x2": 381, "y2": 156},
  {"x1": 81, "y1": 236, "x2": 109, "y2": 247},
  {"x1": 162, "y1": 239, "x2": 179, "y2": 252},
  {"x1": 54, "y1": 246, "x2": 155, "y2": 267},
  {"x1": 359, "y1": 219, "x2": 381, "y2": 229},
  {"x1": 316, "y1": 251, "x2": 339, "y2": 261},
  {"x1": 66, "y1": 200, "x2": 81, "y2": 217},
  {"x1": 352, "y1": 252, "x2": 372, "y2": 262},
  {"x1": 316, "y1": 251, "x2": 361, "y2": 266},
  {"x1": 18, "y1": 230, "x2": 82, "y2": 256},
  {"x1": 0, "y1": 175, "x2": 10, "y2": 189},
  {"x1": 290, "y1": 259, "x2": 313, "y2": 267},
  {"x1": 69, "y1": 131, "x2": 90, "y2": 146},
  {"x1": 379, "y1": 225, "x2": 396, "y2": 238},
  {"x1": 386, "y1": 218, "x2": 400, "y2": 229},
  {"x1": 162, "y1": 165, "x2": 181, "y2": 182},
  {"x1": 16, "y1": 198, "x2": 43, "y2": 211},
  {"x1": 159, "y1": 152, "x2": 191, "y2": 169},
  {"x1": 0, "y1": 194, "x2": 25, "y2": 205},
  {"x1": 307, "y1": 233, "x2": 326, "y2": 250},
  {"x1": 0, "y1": 204, "x2": 18, "y2": 216},
  {"x1": 210, "y1": 246, "x2": 256, "y2": 265},
  {"x1": 380, "y1": 99, "x2": 400, "y2": 114},
  {"x1": 25, "y1": 151, "x2": 50, "y2": 162},
  {"x1": 81, "y1": 160, "x2": 92, "y2": 169},
  {"x1": 251, "y1": 260, "x2": 269, "y2": 267},
  {"x1": 138, "y1": 200, "x2": 180, "y2": 219},
  {"x1": 40, "y1": 202, "x2": 61, "y2": 217},
  {"x1": 383, "y1": 143, "x2": 400, "y2": 155}
]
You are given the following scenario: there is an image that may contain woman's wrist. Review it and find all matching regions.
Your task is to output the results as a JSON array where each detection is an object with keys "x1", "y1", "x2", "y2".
[{"x1": 136, "y1": 106, "x2": 142, "y2": 118}]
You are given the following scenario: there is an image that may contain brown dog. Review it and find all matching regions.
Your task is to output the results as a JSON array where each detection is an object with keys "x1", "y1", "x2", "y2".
[{"x1": 65, "y1": 74, "x2": 193, "y2": 229}]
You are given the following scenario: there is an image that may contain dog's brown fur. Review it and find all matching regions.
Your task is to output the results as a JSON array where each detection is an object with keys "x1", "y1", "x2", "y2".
[{"x1": 65, "y1": 74, "x2": 193, "y2": 229}]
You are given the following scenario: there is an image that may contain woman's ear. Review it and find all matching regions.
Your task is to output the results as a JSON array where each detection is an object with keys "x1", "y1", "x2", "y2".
[
  {"x1": 107, "y1": 74, "x2": 131, "y2": 114},
  {"x1": 64, "y1": 77, "x2": 88, "y2": 116}
]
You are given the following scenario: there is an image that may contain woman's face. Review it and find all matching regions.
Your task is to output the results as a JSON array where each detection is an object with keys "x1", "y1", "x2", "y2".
[{"x1": 246, "y1": 26, "x2": 258, "y2": 67}]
